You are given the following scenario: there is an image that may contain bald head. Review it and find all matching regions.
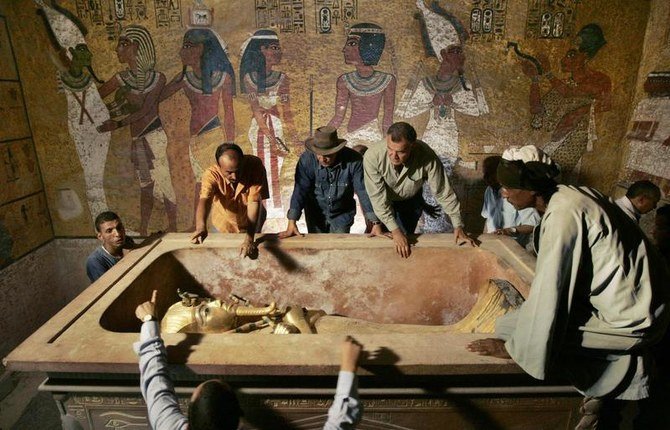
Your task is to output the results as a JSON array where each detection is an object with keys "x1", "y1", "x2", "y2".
[
  {"x1": 215, "y1": 143, "x2": 244, "y2": 183},
  {"x1": 218, "y1": 151, "x2": 241, "y2": 183}
]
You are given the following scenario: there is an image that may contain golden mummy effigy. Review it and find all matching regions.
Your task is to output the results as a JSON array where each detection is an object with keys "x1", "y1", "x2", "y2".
[{"x1": 161, "y1": 279, "x2": 525, "y2": 335}]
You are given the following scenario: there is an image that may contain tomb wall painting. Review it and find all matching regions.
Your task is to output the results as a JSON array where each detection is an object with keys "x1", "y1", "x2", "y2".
[
  {"x1": 618, "y1": 0, "x2": 670, "y2": 199},
  {"x1": 0, "y1": 13, "x2": 52, "y2": 270},
  {"x1": 1, "y1": 0, "x2": 652, "y2": 238}
]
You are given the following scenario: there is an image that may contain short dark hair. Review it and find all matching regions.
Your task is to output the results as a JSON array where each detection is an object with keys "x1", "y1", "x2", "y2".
[
  {"x1": 215, "y1": 143, "x2": 244, "y2": 163},
  {"x1": 94, "y1": 211, "x2": 121, "y2": 232},
  {"x1": 387, "y1": 122, "x2": 417, "y2": 144},
  {"x1": 626, "y1": 180, "x2": 661, "y2": 201},
  {"x1": 188, "y1": 380, "x2": 241, "y2": 430}
]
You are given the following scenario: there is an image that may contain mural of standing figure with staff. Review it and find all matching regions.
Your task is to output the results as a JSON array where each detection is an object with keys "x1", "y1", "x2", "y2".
[
  {"x1": 240, "y1": 29, "x2": 297, "y2": 220},
  {"x1": 97, "y1": 25, "x2": 178, "y2": 236},
  {"x1": 34, "y1": 0, "x2": 111, "y2": 228}
]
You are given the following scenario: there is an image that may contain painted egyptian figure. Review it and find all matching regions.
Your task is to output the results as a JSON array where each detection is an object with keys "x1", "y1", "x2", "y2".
[
  {"x1": 161, "y1": 28, "x2": 236, "y2": 220},
  {"x1": 398, "y1": 0, "x2": 488, "y2": 175},
  {"x1": 398, "y1": 1, "x2": 488, "y2": 232},
  {"x1": 240, "y1": 29, "x2": 297, "y2": 220},
  {"x1": 519, "y1": 24, "x2": 612, "y2": 181},
  {"x1": 35, "y1": 0, "x2": 111, "y2": 227},
  {"x1": 97, "y1": 25, "x2": 178, "y2": 235},
  {"x1": 328, "y1": 23, "x2": 396, "y2": 146}
]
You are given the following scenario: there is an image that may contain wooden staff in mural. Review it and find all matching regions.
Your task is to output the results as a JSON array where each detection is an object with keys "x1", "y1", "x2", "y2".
[
  {"x1": 239, "y1": 29, "x2": 296, "y2": 220},
  {"x1": 327, "y1": 23, "x2": 396, "y2": 146},
  {"x1": 97, "y1": 25, "x2": 178, "y2": 236},
  {"x1": 515, "y1": 24, "x2": 612, "y2": 182},
  {"x1": 161, "y1": 27, "x2": 236, "y2": 221},
  {"x1": 397, "y1": 0, "x2": 488, "y2": 233},
  {"x1": 34, "y1": 0, "x2": 111, "y2": 228}
]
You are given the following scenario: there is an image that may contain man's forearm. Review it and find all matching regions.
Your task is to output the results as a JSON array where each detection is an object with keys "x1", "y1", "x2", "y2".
[
  {"x1": 195, "y1": 198, "x2": 211, "y2": 230},
  {"x1": 247, "y1": 201, "x2": 261, "y2": 239}
]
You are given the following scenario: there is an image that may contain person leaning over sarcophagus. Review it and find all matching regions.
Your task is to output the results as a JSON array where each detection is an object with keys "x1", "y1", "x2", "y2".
[
  {"x1": 190, "y1": 143, "x2": 269, "y2": 258},
  {"x1": 278, "y1": 126, "x2": 382, "y2": 238},
  {"x1": 467, "y1": 145, "x2": 670, "y2": 430},
  {"x1": 363, "y1": 122, "x2": 476, "y2": 258}
]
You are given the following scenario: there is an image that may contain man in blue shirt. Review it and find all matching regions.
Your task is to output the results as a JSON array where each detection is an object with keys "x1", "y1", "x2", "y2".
[
  {"x1": 280, "y1": 126, "x2": 382, "y2": 237},
  {"x1": 86, "y1": 211, "x2": 135, "y2": 282}
]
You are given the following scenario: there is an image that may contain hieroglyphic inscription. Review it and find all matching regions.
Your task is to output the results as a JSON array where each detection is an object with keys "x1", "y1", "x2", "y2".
[
  {"x1": 0, "y1": 139, "x2": 41, "y2": 205},
  {"x1": 75, "y1": 0, "x2": 150, "y2": 40},
  {"x1": 0, "y1": 17, "x2": 18, "y2": 80},
  {"x1": 314, "y1": 0, "x2": 358, "y2": 34},
  {"x1": 0, "y1": 193, "x2": 51, "y2": 261},
  {"x1": 470, "y1": 0, "x2": 507, "y2": 42},
  {"x1": 525, "y1": 0, "x2": 579, "y2": 39},
  {"x1": 75, "y1": 0, "x2": 105, "y2": 26},
  {"x1": 155, "y1": 0, "x2": 183, "y2": 28},
  {"x1": 255, "y1": 0, "x2": 305, "y2": 33},
  {"x1": 0, "y1": 82, "x2": 30, "y2": 142}
]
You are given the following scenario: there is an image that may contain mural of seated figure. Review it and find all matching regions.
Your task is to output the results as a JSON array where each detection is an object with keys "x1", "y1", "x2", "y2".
[{"x1": 161, "y1": 279, "x2": 524, "y2": 335}]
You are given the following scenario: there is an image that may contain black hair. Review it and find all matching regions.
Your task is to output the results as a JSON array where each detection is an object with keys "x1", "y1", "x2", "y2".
[
  {"x1": 94, "y1": 211, "x2": 121, "y2": 232},
  {"x1": 215, "y1": 143, "x2": 244, "y2": 162},
  {"x1": 188, "y1": 380, "x2": 241, "y2": 430},
  {"x1": 626, "y1": 180, "x2": 661, "y2": 201},
  {"x1": 387, "y1": 122, "x2": 417, "y2": 144},
  {"x1": 482, "y1": 156, "x2": 502, "y2": 184}
]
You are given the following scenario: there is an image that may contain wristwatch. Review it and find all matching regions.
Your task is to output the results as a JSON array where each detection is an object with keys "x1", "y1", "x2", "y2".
[
  {"x1": 509, "y1": 227, "x2": 518, "y2": 235},
  {"x1": 142, "y1": 314, "x2": 156, "y2": 322}
]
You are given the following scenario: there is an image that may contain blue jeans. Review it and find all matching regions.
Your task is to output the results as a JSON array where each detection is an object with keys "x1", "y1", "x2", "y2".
[
  {"x1": 306, "y1": 217, "x2": 353, "y2": 233},
  {"x1": 392, "y1": 192, "x2": 424, "y2": 234}
]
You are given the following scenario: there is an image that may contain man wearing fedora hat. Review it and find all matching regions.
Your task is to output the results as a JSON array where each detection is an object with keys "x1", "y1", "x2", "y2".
[
  {"x1": 364, "y1": 122, "x2": 476, "y2": 258},
  {"x1": 279, "y1": 126, "x2": 381, "y2": 237}
]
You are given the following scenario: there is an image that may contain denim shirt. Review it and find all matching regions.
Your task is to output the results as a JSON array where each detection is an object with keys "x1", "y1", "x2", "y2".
[{"x1": 288, "y1": 148, "x2": 378, "y2": 227}]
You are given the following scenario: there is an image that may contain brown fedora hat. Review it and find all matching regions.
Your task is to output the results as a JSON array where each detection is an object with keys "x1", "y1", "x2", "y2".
[{"x1": 305, "y1": 126, "x2": 347, "y2": 155}]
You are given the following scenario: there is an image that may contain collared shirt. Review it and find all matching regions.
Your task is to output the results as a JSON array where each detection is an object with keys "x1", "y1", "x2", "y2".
[
  {"x1": 288, "y1": 148, "x2": 378, "y2": 227},
  {"x1": 481, "y1": 185, "x2": 540, "y2": 232},
  {"x1": 200, "y1": 155, "x2": 269, "y2": 233},
  {"x1": 615, "y1": 195, "x2": 641, "y2": 224},
  {"x1": 495, "y1": 185, "x2": 670, "y2": 400},
  {"x1": 134, "y1": 321, "x2": 362, "y2": 429},
  {"x1": 363, "y1": 139, "x2": 463, "y2": 231},
  {"x1": 86, "y1": 237, "x2": 135, "y2": 283}
]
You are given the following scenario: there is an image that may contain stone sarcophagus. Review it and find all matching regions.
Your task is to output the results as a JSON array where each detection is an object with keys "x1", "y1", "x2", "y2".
[{"x1": 4, "y1": 233, "x2": 581, "y2": 429}]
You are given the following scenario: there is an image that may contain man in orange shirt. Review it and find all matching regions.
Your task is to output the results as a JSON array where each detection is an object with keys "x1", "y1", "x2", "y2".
[{"x1": 191, "y1": 143, "x2": 269, "y2": 257}]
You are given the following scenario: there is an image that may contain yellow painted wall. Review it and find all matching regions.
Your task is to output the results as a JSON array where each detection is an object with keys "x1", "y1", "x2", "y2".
[{"x1": 0, "y1": 0, "x2": 655, "y2": 237}]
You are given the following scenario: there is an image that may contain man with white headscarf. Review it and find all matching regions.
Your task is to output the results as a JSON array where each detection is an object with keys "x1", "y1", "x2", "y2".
[{"x1": 467, "y1": 145, "x2": 670, "y2": 429}]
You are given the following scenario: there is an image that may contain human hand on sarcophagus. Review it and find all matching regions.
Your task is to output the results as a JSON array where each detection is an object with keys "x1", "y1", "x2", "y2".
[{"x1": 466, "y1": 338, "x2": 511, "y2": 359}]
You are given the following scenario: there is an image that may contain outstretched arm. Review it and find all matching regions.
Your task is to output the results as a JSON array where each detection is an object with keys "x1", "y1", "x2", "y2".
[
  {"x1": 221, "y1": 77, "x2": 236, "y2": 141},
  {"x1": 324, "y1": 337, "x2": 363, "y2": 430},
  {"x1": 133, "y1": 291, "x2": 188, "y2": 430},
  {"x1": 328, "y1": 76, "x2": 350, "y2": 130},
  {"x1": 381, "y1": 76, "x2": 397, "y2": 133},
  {"x1": 160, "y1": 72, "x2": 185, "y2": 101}
]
